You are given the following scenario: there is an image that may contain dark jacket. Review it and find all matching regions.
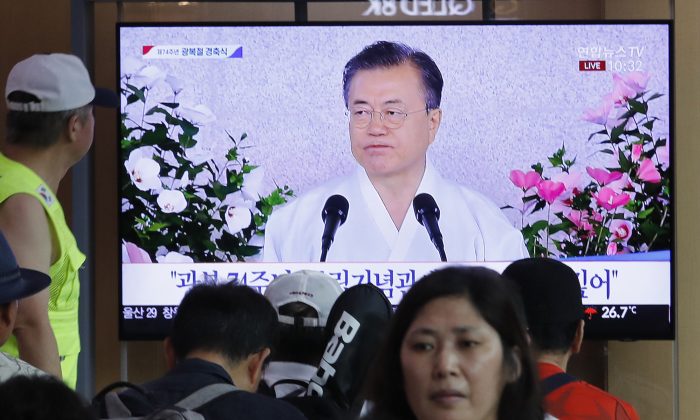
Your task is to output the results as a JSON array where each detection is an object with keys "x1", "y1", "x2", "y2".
[{"x1": 99, "y1": 358, "x2": 307, "y2": 420}]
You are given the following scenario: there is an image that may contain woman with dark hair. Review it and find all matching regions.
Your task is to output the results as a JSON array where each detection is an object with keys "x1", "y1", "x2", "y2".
[{"x1": 365, "y1": 266, "x2": 545, "y2": 420}]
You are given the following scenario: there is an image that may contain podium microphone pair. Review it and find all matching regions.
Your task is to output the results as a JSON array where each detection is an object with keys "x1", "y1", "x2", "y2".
[{"x1": 319, "y1": 193, "x2": 447, "y2": 262}]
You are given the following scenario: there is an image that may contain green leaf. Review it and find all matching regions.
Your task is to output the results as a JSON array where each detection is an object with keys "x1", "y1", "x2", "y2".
[
  {"x1": 147, "y1": 222, "x2": 170, "y2": 232},
  {"x1": 125, "y1": 84, "x2": 146, "y2": 102},
  {"x1": 628, "y1": 99, "x2": 648, "y2": 115},
  {"x1": 647, "y1": 92, "x2": 664, "y2": 101},
  {"x1": 179, "y1": 133, "x2": 198, "y2": 149},
  {"x1": 618, "y1": 148, "x2": 632, "y2": 172},
  {"x1": 610, "y1": 124, "x2": 625, "y2": 142},
  {"x1": 161, "y1": 102, "x2": 179, "y2": 109},
  {"x1": 226, "y1": 147, "x2": 239, "y2": 161},
  {"x1": 212, "y1": 181, "x2": 228, "y2": 201},
  {"x1": 126, "y1": 94, "x2": 141, "y2": 105},
  {"x1": 531, "y1": 162, "x2": 543, "y2": 175},
  {"x1": 532, "y1": 200, "x2": 547, "y2": 213},
  {"x1": 180, "y1": 119, "x2": 199, "y2": 137},
  {"x1": 637, "y1": 207, "x2": 655, "y2": 220},
  {"x1": 588, "y1": 129, "x2": 608, "y2": 142}
]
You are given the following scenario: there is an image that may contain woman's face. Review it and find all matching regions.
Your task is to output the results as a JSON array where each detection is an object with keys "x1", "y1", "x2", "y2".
[{"x1": 400, "y1": 296, "x2": 512, "y2": 420}]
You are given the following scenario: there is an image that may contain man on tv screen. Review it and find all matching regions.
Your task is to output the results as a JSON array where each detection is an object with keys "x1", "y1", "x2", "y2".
[{"x1": 263, "y1": 41, "x2": 527, "y2": 263}]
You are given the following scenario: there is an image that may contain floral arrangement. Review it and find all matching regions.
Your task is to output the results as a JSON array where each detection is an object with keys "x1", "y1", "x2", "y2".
[
  {"x1": 119, "y1": 61, "x2": 293, "y2": 263},
  {"x1": 506, "y1": 71, "x2": 670, "y2": 257}
]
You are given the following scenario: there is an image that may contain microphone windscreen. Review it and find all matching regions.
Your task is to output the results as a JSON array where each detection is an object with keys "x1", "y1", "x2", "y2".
[
  {"x1": 413, "y1": 192, "x2": 440, "y2": 225},
  {"x1": 322, "y1": 194, "x2": 349, "y2": 225}
]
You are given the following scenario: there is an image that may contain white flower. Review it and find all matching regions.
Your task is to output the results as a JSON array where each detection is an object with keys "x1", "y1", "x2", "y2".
[
  {"x1": 224, "y1": 191, "x2": 254, "y2": 210},
  {"x1": 157, "y1": 190, "x2": 187, "y2": 213},
  {"x1": 242, "y1": 167, "x2": 266, "y2": 201},
  {"x1": 179, "y1": 172, "x2": 190, "y2": 189},
  {"x1": 225, "y1": 206, "x2": 252, "y2": 234},
  {"x1": 156, "y1": 251, "x2": 194, "y2": 263},
  {"x1": 121, "y1": 56, "x2": 145, "y2": 79},
  {"x1": 132, "y1": 65, "x2": 167, "y2": 89},
  {"x1": 125, "y1": 149, "x2": 161, "y2": 191},
  {"x1": 166, "y1": 74, "x2": 185, "y2": 95},
  {"x1": 121, "y1": 241, "x2": 152, "y2": 263},
  {"x1": 176, "y1": 103, "x2": 216, "y2": 125}
]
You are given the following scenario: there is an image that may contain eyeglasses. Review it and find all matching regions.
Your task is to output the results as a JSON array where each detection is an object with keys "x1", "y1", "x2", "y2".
[{"x1": 346, "y1": 107, "x2": 428, "y2": 129}]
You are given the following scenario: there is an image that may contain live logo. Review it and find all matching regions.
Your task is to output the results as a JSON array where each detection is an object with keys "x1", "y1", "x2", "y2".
[{"x1": 579, "y1": 60, "x2": 606, "y2": 71}]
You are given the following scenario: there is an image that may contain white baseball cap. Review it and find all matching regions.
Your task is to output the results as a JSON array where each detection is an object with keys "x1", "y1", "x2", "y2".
[
  {"x1": 264, "y1": 270, "x2": 343, "y2": 328},
  {"x1": 5, "y1": 53, "x2": 116, "y2": 112}
]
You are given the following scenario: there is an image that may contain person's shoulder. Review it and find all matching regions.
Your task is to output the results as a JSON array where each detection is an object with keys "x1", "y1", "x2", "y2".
[
  {"x1": 221, "y1": 391, "x2": 308, "y2": 420},
  {"x1": 0, "y1": 352, "x2": 47, "y2": 382},
  {"x1": 268, "y1": 174, "x2": 353, "y2": 219},
  {"x1": 441, "y1": 177, "x2": 501, "y2": 208},
  {"x1": 575, "y1": 381, "x2": 639, "y2": 417},
  {"x1": 0, "y1": 194, "x2": 53, "y2": 271},
  {"x1": 549, "y1": 379, "x2": 639, "y2": 419}
]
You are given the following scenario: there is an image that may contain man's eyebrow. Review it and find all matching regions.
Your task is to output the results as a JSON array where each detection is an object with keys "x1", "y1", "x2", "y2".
[
  {"x1": 351, "y1": 99, "x2": 370, "y2": 106},
  {"x1": 383, "y1": 99, "x2": 404, "y2": 106},
  {"x1": 350, "y1": 99, "x2": 405, "y2": 107}
]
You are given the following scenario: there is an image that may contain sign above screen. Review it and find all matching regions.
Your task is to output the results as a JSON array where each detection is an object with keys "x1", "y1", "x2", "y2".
[{"x1": 118, "y1": 22, "x2": 673, "y2": 340}]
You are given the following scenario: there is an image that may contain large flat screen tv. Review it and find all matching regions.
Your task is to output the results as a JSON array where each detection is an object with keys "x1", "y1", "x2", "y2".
[{"x1": 118, "y1": 21, "x2": 673, "y2": 340}]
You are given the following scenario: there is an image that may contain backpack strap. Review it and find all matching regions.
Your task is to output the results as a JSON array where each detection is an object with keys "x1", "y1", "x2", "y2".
[
  {"x1": 94, "y1": 381, "x2": 154, "y2": 419},
  {"x1": 104, "y1": 391, "x2": 135, "y2": 418},
  {"x1": 173, "y1": 383, "x2": 239, "y2": 411},
  {"x1": 541, "y1": 372, "x2": 577, "y2": 396}
]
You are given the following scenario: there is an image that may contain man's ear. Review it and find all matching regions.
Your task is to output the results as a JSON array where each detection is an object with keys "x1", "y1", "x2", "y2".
[
  {"x1": 163, "y1": 337, "x2": 177, "y2": 370},
  {"x1": 0, "y1": 302, "x2": 17, "y2": 344},
  {"x1": 427, "y1": 108, "x2": 442, "y2": 145},
  {"x1": 65, "y1": 113, "x2": 83, "y2": 143},
  {"x1": 571, "y1": 319, "x2": 585, "y2": 355},
  {"x1": 246, "y1": 347, "x2": 271, "y2": 390}
]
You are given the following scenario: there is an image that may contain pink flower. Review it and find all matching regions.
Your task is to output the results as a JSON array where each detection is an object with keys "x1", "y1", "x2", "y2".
[
  {"x1": 606, "y1": 173, "x2": 632, "y2": 195},
  {"x1": 610, "y1": 73, "x2": 638, "y2": 106},
  {"x1": 618, "y1": 71, "x2": 651, "y2": 94},
  {"x1": 567, "y1": 210, "x2": 594, "y2": 232},
  {"x1": 609, "y1": 219, "x2": 634, "y2": 244},
  {"x1": 536, "y1": 180, "x2": 566, "y2": 204},
  {"x1": 656, "y1": 144, "x2": 670, "y2": 169},
  {"x1": 552, "y1": 170, "x2": 584, "y2": 192},
  {"x1": 509, "y1": 170, "x2": 542, "y2": 191},
  {"x1": 607, "y1": 242, "x2": 619, "y2": 256},
  {"x1": 631, "y1": 144, "x2": 643, "y2": 162},
  {"x1": 594, "y1": 187, "x2": 631, "y2": 211},
  {"x1": 637, "y1": 159, "x2": 661, "y2": 183},
  {"x1": 122, "y1": 241, "x2": 152, "y2": 263},
  {"x1": 581, "y1": 99, "x2": 612, "y2": 125},
  {"x1": 586, "y1": 167, "x2": 623, "y2": 186}
]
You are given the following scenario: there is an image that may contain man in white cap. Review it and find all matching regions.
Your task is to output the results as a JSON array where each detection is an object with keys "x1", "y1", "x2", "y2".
[
  {"x1": 0, "y1": 53, "x2": 116, "y2": 387},
  {"x1": 261, "y1": 270, "x2": 343, "y2": 398},
  {"x1": 0, "y1": 230, "x2": 51, "y2": 381}
]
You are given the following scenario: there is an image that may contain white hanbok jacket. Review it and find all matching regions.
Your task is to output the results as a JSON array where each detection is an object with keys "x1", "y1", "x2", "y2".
[{"x1": 263, "y1": 161, "x2": 528, "y2": 263}]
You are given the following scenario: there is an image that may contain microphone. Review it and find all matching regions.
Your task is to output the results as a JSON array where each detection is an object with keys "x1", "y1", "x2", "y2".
[
  {"x1": 413, "y1": 193, "x2": 447, "y2": 262},
  {"x1": 320, "y1": 195, "x2": 349, "y2": 262}
]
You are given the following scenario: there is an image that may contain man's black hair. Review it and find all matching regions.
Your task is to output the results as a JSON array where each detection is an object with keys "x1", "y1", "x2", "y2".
[
  {"x1": 170, "y1": 283, "x2": 278, "y2": 364},
  {"x1": 272, "y1": 302, "x2": 325, "y2": 365},
  {"x1": 6, "y1": 103, "x2": 92, "y2": 147},
  {"x1": 342, "y1": 41, "x2": 443, "y2": 110},
  {"x1": 527, "y1": 321, "x2": 580, "y2": 353}
]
